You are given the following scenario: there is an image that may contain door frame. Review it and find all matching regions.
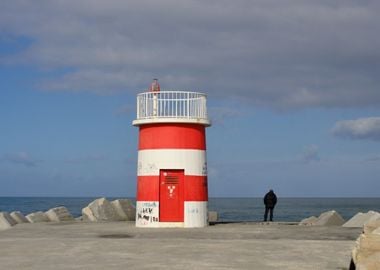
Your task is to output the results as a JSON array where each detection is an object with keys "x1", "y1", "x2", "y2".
[{"x1": 159, "y1": 169, "x2": 184, "y2": 222}]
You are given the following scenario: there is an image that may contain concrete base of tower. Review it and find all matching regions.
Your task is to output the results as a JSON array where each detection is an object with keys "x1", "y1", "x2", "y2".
[
  {"x1": 184, "y1": 201, "x2": 208, "y2": 228},
  {"x1": 135, "y1": 201, "x2": 209, "y2": 228},
  {"x1": 135, "y1": 201, "x2": 160, "y2": 228},
  {"x1": 158, "y1": 222, "x2": 185, "y2": 228}
]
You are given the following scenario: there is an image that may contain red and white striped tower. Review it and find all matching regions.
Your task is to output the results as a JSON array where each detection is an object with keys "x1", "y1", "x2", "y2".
[{"x1": 133, "y1": 79, "x2": 211, "y2": 228}]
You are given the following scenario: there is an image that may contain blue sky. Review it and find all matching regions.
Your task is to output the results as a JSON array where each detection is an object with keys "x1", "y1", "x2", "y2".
[{"x1": 1, "y1": 1, "x2": 380, "y2": 197}]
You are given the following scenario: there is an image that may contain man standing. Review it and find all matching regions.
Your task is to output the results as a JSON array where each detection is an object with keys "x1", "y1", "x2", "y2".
[{"x1": 263, "y1": 189, "x2": 277, "y2": 222}]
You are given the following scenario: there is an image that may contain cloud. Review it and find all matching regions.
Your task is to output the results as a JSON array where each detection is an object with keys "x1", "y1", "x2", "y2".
[
  {"x1": 114, "y1": 104, "x2": 135, "y2": 116},
  {"x1": 301, "y1": 145, "x2": 320, "y2": 163},
  {"x1": 64, "y1": 154, "x2": 107, "y2": 164},
  {"x1": 332, "y1": 117, "x2": 380, "y2": 141},
  {"x1": 365, "y1": 156, "x2": 380, "y2": 162},
  {"x1": 1, "y1": 152, "x2": 40, "y2": 167},
  {"x1": 208, "y1": 106, "x2": 241, "y2": 125},
  {"x1": 1, "y1": 1, "x2": 380, "y2": 109}
]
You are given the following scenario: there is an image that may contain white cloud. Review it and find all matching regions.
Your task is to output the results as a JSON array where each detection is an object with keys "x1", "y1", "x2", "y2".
[
  {"x1": 1, "y1": 1, "x2": 380, "y2": 109},
  {"x1": 301, "y1": 145, "x2": 320, "y2": 163},
  {"x1": 64, "y1": 154, "x2": 107, "y2": 164},
  {"x1": 1, "y1": 152, "x2": 40, "y2": 167},
  {"x1": 114, "y1": 104, "x2": 135, "y2": 116},
  {"x1": 208, "y1": 106, "x2": 241, "y2": 125},
  {"x1": 332, "y1": 117, "x2": 380, "y2": 141},
  {"x1": 365, "y1": 156, "x2": 380, "y2": 162}
]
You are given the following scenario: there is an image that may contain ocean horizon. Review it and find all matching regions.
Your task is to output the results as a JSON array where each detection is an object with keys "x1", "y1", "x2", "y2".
[{"x1": 1, "y1": 197, "x2": 379, "y2": 222}]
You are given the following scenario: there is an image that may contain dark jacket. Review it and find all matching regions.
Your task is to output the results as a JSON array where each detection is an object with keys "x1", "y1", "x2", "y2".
[{"x1": 264, "y1": 190, "x2": 277, "y2": 208}]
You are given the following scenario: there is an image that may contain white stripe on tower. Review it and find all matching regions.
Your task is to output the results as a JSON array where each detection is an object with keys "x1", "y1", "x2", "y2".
[{"x1": 137, "y1": 149, "x2": 207, "y2": 176}]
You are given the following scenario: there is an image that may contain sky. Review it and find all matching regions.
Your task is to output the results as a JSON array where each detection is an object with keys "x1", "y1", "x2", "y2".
[{"x1": 0, "y1": 0, "x2": 379, "y2": 197}]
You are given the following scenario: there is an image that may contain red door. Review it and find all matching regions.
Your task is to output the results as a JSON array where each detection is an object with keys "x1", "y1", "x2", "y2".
[{"x1": 159, "y1": 170, "x2": 184, "y2": 222}]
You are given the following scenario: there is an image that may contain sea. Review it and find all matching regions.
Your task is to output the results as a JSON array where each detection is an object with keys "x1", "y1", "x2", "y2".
[{"x1": 0, "y1": 197, "x2": 379, "y2": 222}]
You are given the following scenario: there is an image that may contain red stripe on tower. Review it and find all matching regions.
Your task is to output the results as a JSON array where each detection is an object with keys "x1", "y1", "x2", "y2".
[
  {"x1": 133, "y1": 80, "x2": 211, "y2": 228},
  {"x1": 139, "y1": 124, "x2": 206, "y2": 150}
]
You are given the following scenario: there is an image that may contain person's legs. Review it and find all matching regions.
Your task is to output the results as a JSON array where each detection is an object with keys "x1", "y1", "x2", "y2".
[
  {"x1": 269, "y1": 207, "x2": 274, "y2": 221},
  {"x1": 264, "y1": 207, "x2": 269, "y2": 221}
]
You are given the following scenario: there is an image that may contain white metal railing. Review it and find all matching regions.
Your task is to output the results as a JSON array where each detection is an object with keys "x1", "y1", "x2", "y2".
[{"x1": 136, "y1": 90, "x2": 209, "y2": 120}]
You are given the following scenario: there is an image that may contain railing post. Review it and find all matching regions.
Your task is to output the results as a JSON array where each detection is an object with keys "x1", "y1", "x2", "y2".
[
  {"x1": 137, "y1": 94, "x2": 139, "y2": 119},
  {"x1": 187, "y1": 92, "x2": 190, "y2": 118}
]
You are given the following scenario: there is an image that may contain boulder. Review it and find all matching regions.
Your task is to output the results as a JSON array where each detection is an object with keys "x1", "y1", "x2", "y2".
[
  {"x1": 0, "y1": 212, "x2": 17, "y2": 230},
  {"x1": 356, "y1": 252, "x2": 380, "y2": 270},
  {"x1": 82, "y1": 197, "x2": 120, "y2": 221},
  {"x1": 111, "y1": 199, "x2": 136, "y2": 221},
  {"x1": 373, "y1": 227, "x2": 380, "y2": 235},
  {"x1": 353, "y1": 233, "x2": 380, "y2": 269},
  {"x1": 26, "y1": 211, "x2": 50, "y2": 223},
  {"x1": 351, "y1": 218, "x2": 380, "y2": 269},
  {"x1": 364, "y1": 220, "x2": 380, "y2": 235},
  {"x1": 45, "y1": 206, "x2": 74, "y2": 222},
  {"x1": 208, "y1": 211, "x2": 218, "y2": 223},
  {"x1": 343, "y1": 211, "x2": 380, "y2": 228},
  {"x1": 299, "y1": 216, "x2": 318, "y2": 226},
  {"x1": 314, "y1": 210, "x2": 345, "y2": 226},
  {"x1": 10, "y1": 211, "x2": 29, "y2": 224},
  {"x1": 82, "y1": 206, "x2": 97, "y2": 222},
  {"x1": 358, "y1": 234, "x2": 380, "y2": 253}
]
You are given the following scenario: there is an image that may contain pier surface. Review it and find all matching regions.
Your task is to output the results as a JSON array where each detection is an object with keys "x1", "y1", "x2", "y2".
[{"x1": 0, "y1": 222, "x2": 361, "y2": 270}]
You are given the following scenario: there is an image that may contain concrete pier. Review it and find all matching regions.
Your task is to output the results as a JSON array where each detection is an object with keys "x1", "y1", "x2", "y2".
[{"x1": 0, "y1": 221, "x2": 361, "y2": 270}]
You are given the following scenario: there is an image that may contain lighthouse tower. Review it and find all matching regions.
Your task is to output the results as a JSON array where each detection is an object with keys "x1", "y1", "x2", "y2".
[{"x1": 133, "y1": 79, "x2": 211, "y2": 228}]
